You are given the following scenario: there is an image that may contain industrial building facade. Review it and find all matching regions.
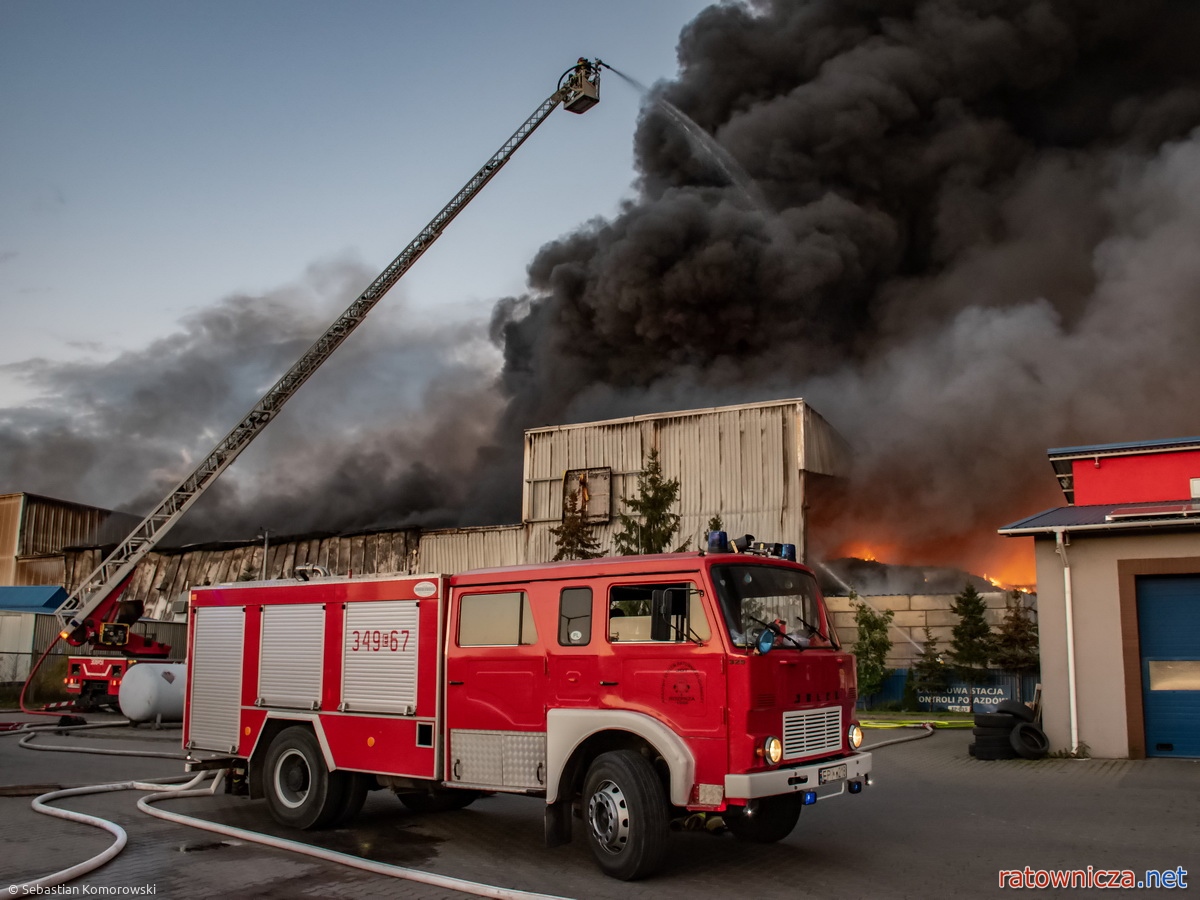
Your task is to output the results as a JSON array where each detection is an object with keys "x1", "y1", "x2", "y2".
[
  {"x1": 1001, "y1": 437, "x2": 1200, "y2": 759},
  {"x1": 0, "y1": 492, "x2": 133, "y2": 587},
  {"x1": 64, "y1": 399, "x2": 850, "y2": 622}
]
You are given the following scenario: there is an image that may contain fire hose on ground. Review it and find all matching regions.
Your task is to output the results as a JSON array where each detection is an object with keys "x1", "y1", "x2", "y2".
[
  {"x1": 3, "y1": 718, "x2": 573, "y2": 899},
  {"x1": 5, "y1": 718, "x2": 943, "y2": 899}
]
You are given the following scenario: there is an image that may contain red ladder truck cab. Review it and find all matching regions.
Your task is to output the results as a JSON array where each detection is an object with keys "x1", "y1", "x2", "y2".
[
  {"x1": 64, "y1": 656, "x2": 131, "y2": 711},
  {"x1": 183, "y1": 536, "x2": 872, "y2": 881}
]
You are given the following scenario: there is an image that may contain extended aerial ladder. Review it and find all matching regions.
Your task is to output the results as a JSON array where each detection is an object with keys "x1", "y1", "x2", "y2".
[{"x1": 55, "y1": 59, "x2": 603, "y2": 657}]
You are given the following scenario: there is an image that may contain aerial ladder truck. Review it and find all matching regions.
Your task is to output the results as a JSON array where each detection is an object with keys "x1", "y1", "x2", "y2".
[{"x1": 50, "y1": 59, "x2": 603, "y2": 663}]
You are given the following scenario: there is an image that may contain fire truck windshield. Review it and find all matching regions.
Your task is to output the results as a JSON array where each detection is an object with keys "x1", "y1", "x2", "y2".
[{"x1": 711, "y1": 564, "x2": 838, "y2": 650}]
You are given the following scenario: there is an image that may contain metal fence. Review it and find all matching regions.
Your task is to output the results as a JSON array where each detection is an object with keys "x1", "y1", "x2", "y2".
[{"x1": 1, "y1": 615, "x2": 188, "y2": 703}]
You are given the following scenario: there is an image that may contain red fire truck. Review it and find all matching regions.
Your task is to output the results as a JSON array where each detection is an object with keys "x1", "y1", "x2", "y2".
[
  {"x1": 183, "y1": 537, "x2": 871, "y2": 880},
  {"x1": 63, "y1": 656, "x2": 130, "y2": 711}
]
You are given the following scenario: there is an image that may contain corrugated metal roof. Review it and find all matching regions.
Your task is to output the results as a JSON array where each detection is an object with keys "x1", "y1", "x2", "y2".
[
  {"x1": 999, "y1": 500, "x2": 1200, "y2": 535},
  {"x1": 0, "y1": 585, "x2": 66, "y2": 613}
]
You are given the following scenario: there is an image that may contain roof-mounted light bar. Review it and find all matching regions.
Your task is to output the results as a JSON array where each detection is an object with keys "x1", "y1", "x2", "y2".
[{"x1": 705, "y1": 531, "x2": 797, "y2": 562}]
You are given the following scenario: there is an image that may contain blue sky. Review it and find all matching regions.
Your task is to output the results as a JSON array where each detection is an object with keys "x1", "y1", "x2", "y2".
[{"x1": 0, "y1": 0, "x2": 711, "y2": 405}]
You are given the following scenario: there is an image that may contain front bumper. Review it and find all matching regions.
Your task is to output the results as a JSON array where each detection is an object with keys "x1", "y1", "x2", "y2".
[{"x1": 725, "y1": 750, "x2": 872, "y2": 800}]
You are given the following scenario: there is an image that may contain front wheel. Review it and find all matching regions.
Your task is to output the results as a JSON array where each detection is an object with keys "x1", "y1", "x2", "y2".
[
  {"x1": 582, "y1": 750, "x2": 669, "y2": 881},
  {"x1": 263, "y1": 726, "x2": 346, "y2": 829},
  {"x1": 725, "y1": 793, "x2": 802, "y2": 843}
]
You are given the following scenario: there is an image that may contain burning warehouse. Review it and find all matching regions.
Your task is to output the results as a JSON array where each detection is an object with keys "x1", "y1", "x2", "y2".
[
  {"x1": 9, "y1": 2, "x2": 1200, "y2": 597},
  {"x1": 7, "y1": 3, "x2": 1200, "y2": 748},
  {"x1": 63, "y1": 398, "x2": 849, "y2": 613}
]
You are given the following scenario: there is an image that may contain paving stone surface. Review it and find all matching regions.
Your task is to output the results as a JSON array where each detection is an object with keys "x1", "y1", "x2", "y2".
[{"x1": 3, "y1": 713, "x2": 1197, "y2": 899}]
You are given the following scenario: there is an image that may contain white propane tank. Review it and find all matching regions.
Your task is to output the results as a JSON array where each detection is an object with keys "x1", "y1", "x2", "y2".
[{"x1": 119, "y1": 661, "x2": 187, "y2": 723}]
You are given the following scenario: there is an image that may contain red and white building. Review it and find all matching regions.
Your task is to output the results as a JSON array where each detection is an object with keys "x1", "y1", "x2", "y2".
[{"x1": 1000, "y1": 437, "x2": 1200, "y2": 759}]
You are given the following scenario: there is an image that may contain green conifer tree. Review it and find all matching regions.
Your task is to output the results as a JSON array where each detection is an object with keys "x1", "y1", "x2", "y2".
[
  {"x1": 911, "y1": 624, "x2": 951, "y2": 710},
  {"x1": 613, "y1": 449, "x2": 682, "y2": 555},
  {"x1": 992, "y1": 591, "x2": 1040, "y2": 701},
  {"x1": 550, "y1": 489, "x2": 602, "y2": 561},
  {"x1": 949, "y1": 582, "x2": 995, "y2": 711}
]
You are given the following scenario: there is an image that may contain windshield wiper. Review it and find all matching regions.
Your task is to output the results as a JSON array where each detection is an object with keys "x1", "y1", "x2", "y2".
[{"x1": 794, "y1": 614, "x2": 829, "y2": 644}]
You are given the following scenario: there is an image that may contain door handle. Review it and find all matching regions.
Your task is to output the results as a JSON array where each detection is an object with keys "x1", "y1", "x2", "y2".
[
  {"x1": 449, "y1": 680, "x2": 464, "y2": 686},
  {"x1": 599, "y1": 681, "x2": 619, "y2": 686}
]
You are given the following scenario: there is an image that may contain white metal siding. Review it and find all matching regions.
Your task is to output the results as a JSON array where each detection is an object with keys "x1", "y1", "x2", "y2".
[
  {"x1": 188, "y1": 607, "x2": 245, "y2": 753},
  {"x1": 782, "y1": 706, "x2": 843, "y2": 760},
  {"x1": 258, "y1": 605, "x2": 323, "y2": 709},
  {"x1": 520, "y1": 399, "x2": 842, "y2": 555},
  {"x1": 419, "y1": 526, "x2": 526, "y2": 574},
  {"x1": 0, "y1": 613, "x2": 35, "y2": 681},
  {"x1": 341, "y1": 601, "x2": 420, "y2": 715}
]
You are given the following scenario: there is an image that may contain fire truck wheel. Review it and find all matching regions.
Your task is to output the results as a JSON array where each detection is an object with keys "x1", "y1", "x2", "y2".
[
  {"x1": 724, "y1": 794, "x2": 802, "y2": 844},
  {"x1": 582, "y1": 750, "x2": 669, "y2": 881},
  {"x1": 398, "y1": 789, "x2": 480, "y2": 813},
  {"x1": 331, "y1": 772, "x2": 371, "y2": 826},
  {"x1": 263, "y1": 727, "x2": 346, "y2": 829}
]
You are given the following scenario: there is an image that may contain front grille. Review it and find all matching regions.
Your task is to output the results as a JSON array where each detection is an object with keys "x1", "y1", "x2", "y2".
[{"x1": 782, "y1": 706, "x2": 842, "y2": 760}]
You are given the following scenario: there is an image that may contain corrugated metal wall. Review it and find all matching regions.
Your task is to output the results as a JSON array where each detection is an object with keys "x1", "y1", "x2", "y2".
[
  {"x1": 48, "y1": 399, "x2": 850, "y2": 611},
  {"x1": 520, "y1": 399, "x2": 848, "y2": 561},
  {"x1": 14, "y1": 557, "x2": 66, "y2": 587},
  {"x1": 65, "y1": 529, "x2": 422, "y2": 617},
  {"x1": 800, "y1": 404, "x2": 853, "y2": 478},
  {"x1": 418, "y1": 525, "x2": 527, "y2": 574},
  {"x1": 0, "y1": 613, "x2": 188, "y2": 685},
  {"x1": 19, "y1": 495, "x2": 114, "y2": 557},
  {"x1": 0, "y1": 493, "x2": 136, "y2": 587},
  {"x1": 0, "y1": 494, "x2": 20, "y2": 585}
]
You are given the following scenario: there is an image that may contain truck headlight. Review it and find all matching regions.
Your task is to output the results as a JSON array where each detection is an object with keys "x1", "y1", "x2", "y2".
[
  {"x1": 760, "y1": 736, "x2": 783, "y2": 765},
  {"x1": 848, "y1": 723, "x2": 864, "y2": 749}
]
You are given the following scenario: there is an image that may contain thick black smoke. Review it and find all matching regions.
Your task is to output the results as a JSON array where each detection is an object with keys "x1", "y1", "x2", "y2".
[
  {"x1": 8, "y1": 0, "x2": 1200, "y2": 574},
  {"x1": 485, "y1": 0, "x2": 1200, "y2": 570},
  {"x1": 0, "y1": 258, "x2": 502, "y2": 543}
]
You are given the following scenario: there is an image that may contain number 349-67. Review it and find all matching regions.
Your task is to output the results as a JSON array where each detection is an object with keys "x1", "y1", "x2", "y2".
[{"x1": 349, "y1": 629, "x2": 410, "y2": 652}]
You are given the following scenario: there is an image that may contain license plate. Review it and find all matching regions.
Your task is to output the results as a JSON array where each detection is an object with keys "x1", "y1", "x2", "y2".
[{"x1": 818, "y1": 763, "x2": 847, "y2": 785}]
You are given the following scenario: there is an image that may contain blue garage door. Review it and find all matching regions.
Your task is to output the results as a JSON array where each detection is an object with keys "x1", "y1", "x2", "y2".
[{"x1": 1136, "y1": 574, "x2": 1200, "y2": 758}]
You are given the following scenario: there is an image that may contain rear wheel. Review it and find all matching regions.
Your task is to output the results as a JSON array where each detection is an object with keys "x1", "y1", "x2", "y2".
[
  {"x1": 725, "y1": 794, "x2": 802, "y2": 843},
  {"x1": 331, "y1": 772, "x2": 372, "y2": 826},
  {"x1": 583, "y1": 750, "x2": 669, "y2": 881},
  {"x1": 263, "y1": 727, "x2": 346, "y2": 829}
]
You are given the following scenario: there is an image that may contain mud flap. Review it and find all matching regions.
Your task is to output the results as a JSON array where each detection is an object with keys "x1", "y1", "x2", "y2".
[{"x1": 544, "y1": 798, "x2": 573, "y2": 847}]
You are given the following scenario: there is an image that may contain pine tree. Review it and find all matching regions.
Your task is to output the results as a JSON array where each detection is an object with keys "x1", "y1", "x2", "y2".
[
  {"x1": 992, "y1": 591, "x2": 1040, "y2": 701},
  {"x1": 613, "y1": 449, "x2": 682, "y2": 555},
  {"x1": 911, "y1": 625, "x2": 951, "y2": 710},
  {"x1": 851, "y1": 594, "x2": 894, "y2": 701},
  {"x1": 949, "y1": 581, "x2": 995, "y2": 711},
  {"x1": 550, "y1": 489, "x2": 602, "y2": 561}
]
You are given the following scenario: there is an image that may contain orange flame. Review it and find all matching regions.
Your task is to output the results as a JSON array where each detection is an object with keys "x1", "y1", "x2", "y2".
[{"x1": 825, "y1": 533, "x2": 1037, "y2": 592}]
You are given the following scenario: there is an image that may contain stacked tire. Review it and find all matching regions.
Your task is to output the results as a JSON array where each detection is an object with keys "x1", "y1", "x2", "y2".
[{"x1": 968, "y1": 700, "x2": 1049, "y2": 760}]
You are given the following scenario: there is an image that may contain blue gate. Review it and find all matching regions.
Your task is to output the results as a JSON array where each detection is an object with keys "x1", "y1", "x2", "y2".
[{"x1": 1136, "y1": 574, "x2": 1200, "y2": 758}]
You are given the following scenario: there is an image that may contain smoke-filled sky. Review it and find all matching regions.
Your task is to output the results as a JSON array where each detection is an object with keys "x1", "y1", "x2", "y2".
[{"x1": 7, "y1": 0, "x2": 1200, "y2": 585}]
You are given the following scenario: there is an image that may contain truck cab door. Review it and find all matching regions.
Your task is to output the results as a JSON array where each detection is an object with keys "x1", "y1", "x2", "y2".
[
  {"x1": 600, "y1": 580, "x2": 724, "y2": 737},
  {"x1": 444, "y1": 588, "x2": 547, "y2": 789}
]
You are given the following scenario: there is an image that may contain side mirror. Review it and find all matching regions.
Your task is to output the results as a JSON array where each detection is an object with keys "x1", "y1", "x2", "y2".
[{"x1": 651, "y1": 588, "x2": 689, "y2": 641}]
